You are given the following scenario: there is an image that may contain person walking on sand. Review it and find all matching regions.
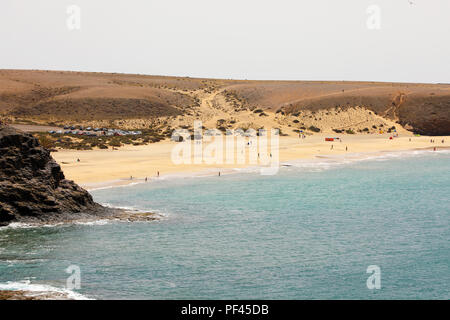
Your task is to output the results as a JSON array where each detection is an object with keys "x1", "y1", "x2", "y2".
[
  {"x1": 346, "y1": 146, "x2": 348, "y2": 151},
  {"x1": 157, "y1": 171, "x2": 160, "y2": 178},
  {"x1": 331, "y1": 145, "x2": 333, "y2": 150},
  {"x1": 130, "y1": 176, "x2": 133, "y2": 180},
  {"x1": 145, "y1": 177, "x2": 148, "y2": 182},
  {"x1": 218, "y1": 171, "x2": 221, "y2": 177}
]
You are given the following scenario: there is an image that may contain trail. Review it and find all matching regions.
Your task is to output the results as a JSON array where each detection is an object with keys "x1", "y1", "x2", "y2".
[{"x1": 163, "y1": 85, "x2": 238, "y2": 124}]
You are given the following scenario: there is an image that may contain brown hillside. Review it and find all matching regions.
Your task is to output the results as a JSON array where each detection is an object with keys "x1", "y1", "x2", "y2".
[{"x1": 0, "y1": 70, "x2": 449, "y2": 135}]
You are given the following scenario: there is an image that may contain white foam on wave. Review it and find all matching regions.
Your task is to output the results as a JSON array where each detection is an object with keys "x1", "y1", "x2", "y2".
[
  {"x1": 0, "y1": 222, "x2": 66, "y2": 231},
  {"x1": 86, "y1": 181, "x2": 145, "y2": 191},
  {"x1": 85, "y1": 174, "x2": 179, "y2": 192},
  {"x1": 0, "y1": 280, "x2": 93, "y2": 300},
  {"x1": 74, "y1": 219, "x2": 110, "y2": 226},
  {"x1": 283, "y1": 148, "x2": 449, "y2": 172},
  {"x1": 0, "y1": 219, "x2": 113, "y2": 231},
  {"x1": 2, "y1": 259, "x2": 49, "y2": 267},
  {"x1": 0, "y1": 220, "x2": 113, "y2": 230},
  {"x1": 232, "y1": 166, "x2": 265, "y2": 174}
]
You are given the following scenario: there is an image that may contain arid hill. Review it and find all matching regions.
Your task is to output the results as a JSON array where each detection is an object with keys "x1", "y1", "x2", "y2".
[{"x1": 0, "y1": 70, "x2": 449, "y2": 135}]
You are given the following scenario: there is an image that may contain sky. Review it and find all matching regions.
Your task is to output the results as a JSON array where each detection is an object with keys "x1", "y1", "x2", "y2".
[{"x1": 1, "y1": 0, "x2": 449, "y2": 83}]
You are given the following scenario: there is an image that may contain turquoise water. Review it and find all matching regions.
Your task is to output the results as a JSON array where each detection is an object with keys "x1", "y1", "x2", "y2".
[{"x1": 1, "y1": 150, "x2": 449, "y2": 299}]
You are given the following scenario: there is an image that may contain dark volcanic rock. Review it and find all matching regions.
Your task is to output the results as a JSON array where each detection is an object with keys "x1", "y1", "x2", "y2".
[
  {"x1": 397, "y1": 95, "x2": 450, "y2": 136},
  {"x1": 0, "y1": 125, "x2": 105, "y2": 226}
]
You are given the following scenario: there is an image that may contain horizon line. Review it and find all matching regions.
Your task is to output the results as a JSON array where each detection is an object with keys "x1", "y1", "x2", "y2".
[{"x1": 1, "y1": 68, "x2": 448, "y2": 86}]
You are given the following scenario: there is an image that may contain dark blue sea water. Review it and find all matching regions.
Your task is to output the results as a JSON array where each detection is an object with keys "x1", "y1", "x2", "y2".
[{"x1": 1, "y1": 150, "x2": 449, "y2": 299}]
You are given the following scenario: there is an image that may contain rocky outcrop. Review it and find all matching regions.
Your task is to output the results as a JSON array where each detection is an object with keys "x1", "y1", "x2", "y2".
[
  {"x1": 0, "y1": 125, "x2": 107, "y2": 226},
  {"x1": 396, "y1": 94, "x2": 450, "y2": 136}
]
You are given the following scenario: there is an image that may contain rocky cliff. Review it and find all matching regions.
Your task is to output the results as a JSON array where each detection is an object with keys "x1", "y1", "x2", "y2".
[{"x1": 0, "y1": 125, "x2": 107, "y2": 226}]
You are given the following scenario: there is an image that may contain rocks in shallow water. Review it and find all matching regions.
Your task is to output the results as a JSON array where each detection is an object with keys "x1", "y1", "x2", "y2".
[
  {"x1": 0, "y1": 291, "x2": 39, "y2": 300},
  {"x1": 0, "y1": 125, "x2": 106, "y2": 225},
  {"x1": 0, "y1": 290, "x2": 75, "y2": 300}
]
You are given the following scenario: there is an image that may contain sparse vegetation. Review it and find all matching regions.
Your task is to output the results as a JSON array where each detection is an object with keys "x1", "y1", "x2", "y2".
[
  {"x1": 387, "y1": 126, "x2": 396, "y2": 133},
  {"x1": 308, "y1": 125, "x2": 321, "y2": 133},
  {"x1": 35, "y1": 129, "x2": 165, "y2": 151}
]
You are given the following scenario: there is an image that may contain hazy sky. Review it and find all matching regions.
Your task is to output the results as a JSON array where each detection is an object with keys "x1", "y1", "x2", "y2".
[{"x1": 1, "y1": 0, "x2": 449, "y2": 83}]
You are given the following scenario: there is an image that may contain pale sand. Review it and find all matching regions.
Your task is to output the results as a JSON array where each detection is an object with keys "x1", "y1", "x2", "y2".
[{"x1": 51, "y1": 134, "x2": 450, "y2": 190}]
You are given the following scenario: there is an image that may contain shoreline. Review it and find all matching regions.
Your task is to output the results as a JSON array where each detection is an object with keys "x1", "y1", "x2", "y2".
[
  {"x1": 49, "y1": 133, "x2": 450, "y2": 190},
  {"x1": 80, "y1": 143, "x2": 450, "y2": 191}
]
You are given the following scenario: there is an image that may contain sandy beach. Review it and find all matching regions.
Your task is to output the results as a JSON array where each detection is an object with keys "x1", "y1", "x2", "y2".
[{"x1": 51, "y1": 133, "x2": 450, "y2": 189}]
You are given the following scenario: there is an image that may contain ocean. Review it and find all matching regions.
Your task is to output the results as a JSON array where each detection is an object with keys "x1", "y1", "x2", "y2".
[{"x1": 1, "y1": 150, "x2": 449, "y2": 299}]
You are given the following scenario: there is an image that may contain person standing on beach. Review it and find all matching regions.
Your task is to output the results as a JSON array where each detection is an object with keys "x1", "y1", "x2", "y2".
[
  {"x1": 157, "y1": 171, "x2": 160, "y2": 178},
  {"x1": 346, "y1": 146, "x2": 348, "y2": 151},
  {"x1": 145, "y1": 177, "x2": 148, "y2": 182}
]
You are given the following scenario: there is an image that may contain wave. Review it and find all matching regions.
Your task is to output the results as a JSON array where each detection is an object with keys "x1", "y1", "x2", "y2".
[
  {"x1": 0, "y1": 220, "x2": 113, "y2": 231},
  {"x1": 74, "y1": 219, "x2": 110, "y2": 226},
  {"x1": 282, "y1": 148, "x2": 450, "y2": 172},
  {"x1": 0, "y1": 280, "x2": 92, "y2": 300},
  {"x1": 0, "y1": 222, "x2": 65, "y2": 230},
  {"x1": 1, "y1": 259, "x2": 49, "y2": 268},
  {"x1": 86, "y1": 181, "x2": 144, "y2": 191},
  {"x1": 84, "y1": 175, "x2": 175, "y2": 191}
]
